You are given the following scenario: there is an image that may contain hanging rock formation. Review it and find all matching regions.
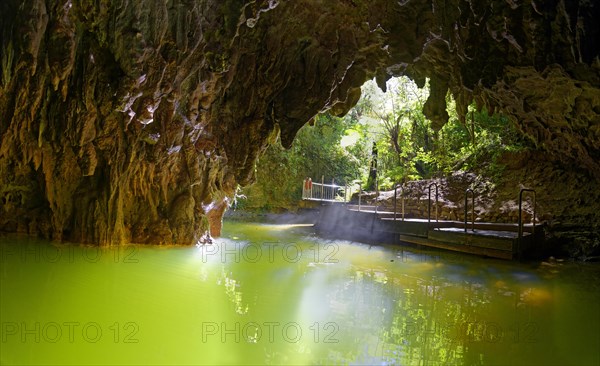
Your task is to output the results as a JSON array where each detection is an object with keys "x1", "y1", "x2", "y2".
[{"x1": 1, "y1": 0, "x2": 598, "y2": 245}]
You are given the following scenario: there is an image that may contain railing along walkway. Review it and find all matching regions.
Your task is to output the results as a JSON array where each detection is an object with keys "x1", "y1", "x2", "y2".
[
  {"x1": 306, "y1": 178, "x2": 541, "y2": 259},
  {"x1": 302, "y1": 178, "x2": 350, "y2": 203}
]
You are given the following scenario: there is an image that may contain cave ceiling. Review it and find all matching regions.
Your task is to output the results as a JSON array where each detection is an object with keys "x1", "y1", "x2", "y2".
[{"x1": 0, "y1": 0, "x2": 598, "y2": 244}]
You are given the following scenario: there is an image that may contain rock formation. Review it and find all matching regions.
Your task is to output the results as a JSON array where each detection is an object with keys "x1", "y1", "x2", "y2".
[{"x1": 1, "y1": 0, "x2": 598, "y2": 246}]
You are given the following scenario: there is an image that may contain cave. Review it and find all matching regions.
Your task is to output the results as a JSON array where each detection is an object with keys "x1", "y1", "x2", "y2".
[
  {"x1": 2, "y1": 1, "x2": 600, "y2": 364},
  {"x1": 1, "y1": 0, "x2": 599, "y2": 251}
]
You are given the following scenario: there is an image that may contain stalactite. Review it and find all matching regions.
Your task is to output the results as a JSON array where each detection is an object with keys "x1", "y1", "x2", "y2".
[{"x1": 0, "y1": 0, "x2": 598, "y2": 245}]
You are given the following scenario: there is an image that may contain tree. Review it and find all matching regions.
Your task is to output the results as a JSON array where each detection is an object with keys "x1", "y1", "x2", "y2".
[
  {"x1": 238, "y1": 113, "x2": 362, "y2": 210},
  {"x1": 239, "y1": 76, "x2": 531, "y2": 211}
]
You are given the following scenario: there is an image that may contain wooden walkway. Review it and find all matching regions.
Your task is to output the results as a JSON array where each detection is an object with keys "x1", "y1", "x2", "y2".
[{"x1": 314, "y1": 204, "x2": 542, "y2": 260}]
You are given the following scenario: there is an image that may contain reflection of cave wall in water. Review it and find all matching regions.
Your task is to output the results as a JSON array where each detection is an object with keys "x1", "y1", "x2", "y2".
[{"x1": 0, "y1": 0, "x2": 599, "y2": 246}]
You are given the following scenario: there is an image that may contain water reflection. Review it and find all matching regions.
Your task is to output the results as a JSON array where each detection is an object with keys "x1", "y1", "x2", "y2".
[
  {"x1": 1, "y1": 223, "x2": 599, "y2": 365},
  {"x1": 206, "y1": 222, "x2": 599, "y2": 365}
]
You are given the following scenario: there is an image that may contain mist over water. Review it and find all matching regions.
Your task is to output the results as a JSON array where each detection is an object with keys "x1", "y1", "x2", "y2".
[{"x1": 1, "y1": 221, "x2": 599, "y2": 365}]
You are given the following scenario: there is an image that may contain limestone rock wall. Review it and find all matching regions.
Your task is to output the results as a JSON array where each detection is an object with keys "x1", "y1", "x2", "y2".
[{"x1": 1, "y1": 0, "x2": 598, "y2": 245}]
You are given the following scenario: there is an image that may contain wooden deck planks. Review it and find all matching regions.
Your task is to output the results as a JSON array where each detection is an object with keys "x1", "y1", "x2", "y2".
[{"x1": 316, "y1": 204, "x2": 541, "y2": 260}]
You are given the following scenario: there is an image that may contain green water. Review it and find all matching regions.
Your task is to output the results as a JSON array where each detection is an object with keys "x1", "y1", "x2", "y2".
[{"x1": 1, "y1": 221, "x2": 599, "y2": 365}]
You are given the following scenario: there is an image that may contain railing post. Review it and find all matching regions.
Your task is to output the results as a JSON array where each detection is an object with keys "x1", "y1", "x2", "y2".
[
  {"x1": 518, "y1": 189, "x2": 537, "y2": 259},
  {"x1": 428, "y1": 183, "x2": 439, "y2": 224},
  {"x1": 332, "y1": 178, "x2": 335, "y2": 201},
  {"x1": 393, "y1": 183, "x2": 398, "y2": 221},
  {"x1": 302, "y1": 178, "x2": 306, "y2": 199},
  {"x1": 436, "y1": 184, "x2": 438, "y2": 222},
  {"x1": 401, "y1": 184, "x2": 405, "y2": 221},
  {"x1": 344, "y1": 184, "x2": 348, "y2": 204},
  {"x1": 375, "y1": 176, "x2": 379, "y2": 214},
  {"x1": 347, "y1": 184, "x2": 350, "y2": 203},
  {"x1": 358, "y1": 183, "x2": 362, "y2": 212},
  {"x1": 465, "y1": 188, "x2": 475, "y2": 232},
  {"x1": 518, "y1": 188, "x2": 537, "y2": 237}
]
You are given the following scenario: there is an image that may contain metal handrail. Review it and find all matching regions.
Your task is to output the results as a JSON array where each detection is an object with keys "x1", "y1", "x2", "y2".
[
  {"x1": 428, "y1": 183, "x2": 439, "y2": 223},
  {"x1": 309, "y1": 183, "x2": 341, "y2": 189},
  {"x1": 517, "y1": 188, "x2": 536, "y2": 260},
  {"x1": 302, "y1": 179, "x2": 349, "y2": 202},
  {"x1": 393, "y1": 183, "x2": 397, "y2": 220},
  {"x1": 375, "y1": 176, "x2": 379, "y2": 214},
  {"x1": 518, "y1": 188, "x2": 536, "y2": 240},
  {"x1": 344, "y1": 184, "x2": 348, "y2": 205},
  {"x1": 401, "y1": 184, "x2": 405, "y2": 221},
  {"x1": 357, "y1": 183, "x2": 362, "y2": 212},
  {"x1": 393, "y1": 183, "x2": 405, "y2": 221},
  {"x1": 464, "y1": 188, "x2": 475, "y2": 232}
]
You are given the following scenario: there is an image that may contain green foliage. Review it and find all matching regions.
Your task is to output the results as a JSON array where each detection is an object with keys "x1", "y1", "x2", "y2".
[
  {"x1": 239, "y1": 114, "x2": 362, "y2": 210},
  {"x1": 353, "y1": 77, "x2": 433, "y2": 188},
  {"x1": 354, "y1": 78, "x2": 531, "y2": 185},
  {"x1": 241, "y1": 76, "x2": 531, "y2": 210},
  {"x1": 424, "y1": 103, "x2": 530, "y2": 179}
]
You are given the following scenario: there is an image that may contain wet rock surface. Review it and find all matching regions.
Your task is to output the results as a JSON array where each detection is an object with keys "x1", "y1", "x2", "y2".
[{"x1": 1, "y1": 0, "x2": 598, "y2": 245}]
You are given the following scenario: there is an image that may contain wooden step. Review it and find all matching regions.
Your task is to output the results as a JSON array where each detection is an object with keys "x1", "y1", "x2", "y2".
[
  {"x1": 316, "y1": 205, "x2": 541, "y2": 260},
  {"x1": 451, "y1": 221, "x2": 535, "y2": 233},
  {"x1": 398, "y1": 234, "x2": 514, "y2": 260},
  {"x1": 428, "y1": 229, "x2": 515, "y2": 252}
]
